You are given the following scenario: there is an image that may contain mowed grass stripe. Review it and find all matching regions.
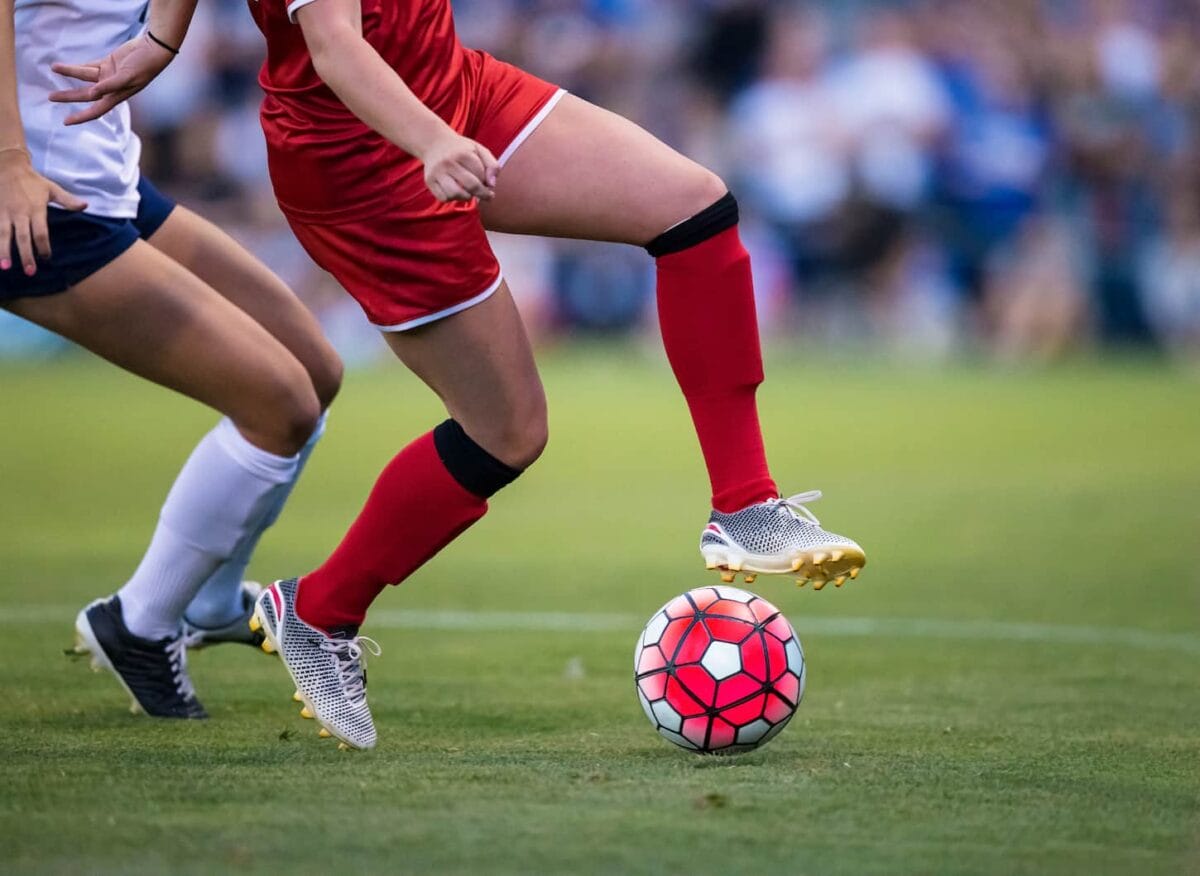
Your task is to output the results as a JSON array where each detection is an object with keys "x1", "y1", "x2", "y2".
[{"x1": 12, "y1": 603, "x2": 1200, "y2": 654}]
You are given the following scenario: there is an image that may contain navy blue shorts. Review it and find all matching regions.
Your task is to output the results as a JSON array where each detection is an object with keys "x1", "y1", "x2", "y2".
[{"x1": 0, "y1": 176, "x2": 177, "y2": 302}]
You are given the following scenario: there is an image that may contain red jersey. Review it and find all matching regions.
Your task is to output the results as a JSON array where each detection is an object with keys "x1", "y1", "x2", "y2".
[{"x1": 247, "y1": 0, "x2": 471, "y2": 222}]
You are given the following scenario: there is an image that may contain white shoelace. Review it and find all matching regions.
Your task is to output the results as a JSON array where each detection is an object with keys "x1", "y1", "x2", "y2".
[
  {"x1": 164, "y1": 635, "x2": 197, "y2": 701},
  {"x1": 320, "y1": 635, "x2": 382, "y2": 707},
  {"x1": 768, "y1": 490, "x2": 823, "y2": 525}
]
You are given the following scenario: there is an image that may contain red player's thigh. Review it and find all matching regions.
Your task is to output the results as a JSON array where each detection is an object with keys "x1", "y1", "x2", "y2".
[
  {"x1": 479, "y1": 93, "x2": 727, "y2": 246},
  {"x1": 383, "y1": 281, "x2": 546, "y2": 470}
]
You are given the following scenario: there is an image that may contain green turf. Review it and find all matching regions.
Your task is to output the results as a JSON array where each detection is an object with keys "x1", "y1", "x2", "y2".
[{"x1": 1, "y1": 349, "x2": 1197, "y2": 875}]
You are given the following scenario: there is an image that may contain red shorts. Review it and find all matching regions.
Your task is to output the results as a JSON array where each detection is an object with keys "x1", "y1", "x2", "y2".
[{"x1": 286, "y1": 52, "x2": 562, "y2": 330}]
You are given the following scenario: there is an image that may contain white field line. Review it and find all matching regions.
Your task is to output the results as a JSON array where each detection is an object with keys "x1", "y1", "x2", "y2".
[{"x1": 5, "y1": 605, "x2": 1200, "y2": 655}]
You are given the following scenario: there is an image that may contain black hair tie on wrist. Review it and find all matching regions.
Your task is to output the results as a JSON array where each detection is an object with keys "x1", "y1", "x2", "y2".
[{"x1": 146, "y1": 30, "x2": 180, "y2": 55}]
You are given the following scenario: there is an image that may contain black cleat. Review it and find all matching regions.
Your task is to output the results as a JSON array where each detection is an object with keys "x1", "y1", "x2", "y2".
[
  {"x1": 72, "y1": 595, "x2": 207, "y2": 719},
  {"x1": 181, "y1": 582, "x2": 267, "y2": 651}
]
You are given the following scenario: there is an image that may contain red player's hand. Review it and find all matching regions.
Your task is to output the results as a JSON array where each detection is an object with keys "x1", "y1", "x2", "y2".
[
  {"x1": 48, "y1": 33, "x2": 176, "y2": 126},
  {"x1": 0, "y1": 148, "x2": 87, "y2": 276},
  {"x1": 420, "y1": 132, "x2": 500, "y2": 204}
]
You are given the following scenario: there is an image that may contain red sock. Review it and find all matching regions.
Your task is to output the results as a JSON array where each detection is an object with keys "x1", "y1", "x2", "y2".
[
  {"x1": 655, "y1": 225, "x2": 777, "y2": 512},
  {"x1": 296, "y1": 430, "x2": 487, "y2": 631}
]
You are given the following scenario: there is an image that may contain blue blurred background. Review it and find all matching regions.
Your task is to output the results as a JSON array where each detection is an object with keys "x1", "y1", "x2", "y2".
[{"x1": 7, "y1": 0, "x2": 1200, "y2": 366}]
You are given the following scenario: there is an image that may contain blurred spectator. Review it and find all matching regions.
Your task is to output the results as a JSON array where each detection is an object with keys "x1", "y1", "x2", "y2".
[
  {"x1": 11, "y1": 0, "x2": 1200, "y2": 363},
  {"x1": 1139, "y1": 188, "x2": 1200, "y2": 360}
]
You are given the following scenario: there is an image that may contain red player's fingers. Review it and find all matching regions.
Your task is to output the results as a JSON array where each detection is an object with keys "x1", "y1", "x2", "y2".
[
  {"x1": 438, "y1": 175, "x2": 472, "y2": 202},
  {"x1": 475, "y1": 144, "x2": 501, "y2": 187},
  {"x1": 448, "y1": 164, "x2": 493, "y2": 200},
  {"x1": 445, "y1": 182, "x2": 473, "y2": 202},
  {"x1": 50, "y1": 62, "x2": 101, "y2": 83},
  {"x1": 457, "y1": 150, "x2": 487, "y2": 181}
]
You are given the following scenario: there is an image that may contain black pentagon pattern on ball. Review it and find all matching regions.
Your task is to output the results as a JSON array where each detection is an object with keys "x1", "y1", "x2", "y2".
[{"x1": 635, "y1": 586, "x2": 805, "y2": 754}]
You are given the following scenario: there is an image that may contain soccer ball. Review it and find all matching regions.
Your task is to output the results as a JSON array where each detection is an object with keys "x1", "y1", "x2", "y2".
[{"x1": 634, "y1": 585, "x2": 805, "y2": 754}]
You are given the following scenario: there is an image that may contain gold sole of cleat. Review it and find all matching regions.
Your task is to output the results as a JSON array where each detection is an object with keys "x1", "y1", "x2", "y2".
[
  {"x1": 300, "y1": 706, "x2": 314, "y2": 720},
  {"x1": 319, "y1": 727, "x2": 331, "y2": 738},
  {"x1": 709, "y1": 545, "x2": 867, "y2": 591},
  {"x1": 260, "y1": 638, "x2": 275, "y2": 654},
  {"x1": 248, "y1": 614, "x2": 262, "y2": 634},
  {"x1": 292, "y1": 690, "x2": 304, "y2": 703}
]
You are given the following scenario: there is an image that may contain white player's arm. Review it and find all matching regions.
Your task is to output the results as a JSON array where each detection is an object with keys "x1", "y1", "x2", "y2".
[
  {"x1": 0, "y1": 0, "x2": 86, "y2": 274},
  {"x1": 145, "y1": 0, "x2": 200, "y2": 53},
  {"x1": 47, "y1": 0, "x2": 197, "y2": 125},
  {"x1": 296, "y1": 0, "x2": 498, "y2": 203}
]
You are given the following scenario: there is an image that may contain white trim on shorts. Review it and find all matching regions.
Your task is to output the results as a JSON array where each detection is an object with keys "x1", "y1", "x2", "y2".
[
  {"x1": 375, "y1": 89, "x2": 567, "y2": 333},
  {"x1": 498, "y1": 88, "x2": 567, "y2": 167},
  {"x1": 286, "y1": 0, "x2": 318, "y2": 22},
  {"x1": 375, "y1": 273, "x2": 504, "y2": 332}
]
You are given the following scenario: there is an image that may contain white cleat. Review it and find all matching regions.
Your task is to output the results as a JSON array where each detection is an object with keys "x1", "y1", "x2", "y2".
[
  {"x1": 181, "y1": 582, "x2": 268, "y2": 650},
  {"x1": 700, "y1": 491, "x2": 866, "y2": 589},
  {"x1": 251, "y1": 578, "x2": 380, "y2": 750}
]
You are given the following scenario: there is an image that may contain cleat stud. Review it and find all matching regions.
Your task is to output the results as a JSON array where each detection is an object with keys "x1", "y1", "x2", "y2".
[
  {"x1": 811, "y1": 552, "x2": 828, "y2": 566},
  {"x1": 248, "y1": 614, "x2": 262, "y2": 633},
  {"x1": 830, "y1": 550, "x2": 844, "y2": 562},
  {"x1": 795, "y1": 578, "x2": 807, "y2": 588},
  {"x1": 812, "y1": 579, "x2": 828, "y2": 591},
  {"x1": 260, "y1": 639, "x2": 275, "y2": 654},
  {"x1": 338, "y1": 742, "x2": 350, "y2": 752},
  {"x1": 292, "y1": 690, "x2": 304, "y2": 703},
  {"x1": 834, "y1": 575, "x2": 847, "y2": 587},
  {"x1": 728, "y1": 560, "x2": 744, "y2": 572},
  {"x1": 318, "y1": 728, "x2": 332, "y2": 738},
  {"x1": 719, "y1": 572, "x2": 736, "y2": 584},
  {"x1": 300, "y1": 706, "x2": 314, "y2": 720},
  {"x1": 849, "y1": 567, "x2": 860, "y2": 579},
  {"x1": 791, "y1": 558, "x2": 804, "y2": 572},
  {"x1": 704, "y1": 559, "x2": 717, "y2": 570},
  {"x1": 743, "y1": 574, "x2": 757, "y2": 584}
]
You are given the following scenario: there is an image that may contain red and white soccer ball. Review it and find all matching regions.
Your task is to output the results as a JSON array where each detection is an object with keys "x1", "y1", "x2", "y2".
[{"x1": 634, "y1": 585, "x2": 805, "y2": 754}]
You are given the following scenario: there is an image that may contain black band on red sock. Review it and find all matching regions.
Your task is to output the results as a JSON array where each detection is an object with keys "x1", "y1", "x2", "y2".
[
  {"x1": 645, "y1": 192, "x2": 739, "y2": 258},
  {"x1": 432, "y1": 419, "x2": 522, "y2": 498}
]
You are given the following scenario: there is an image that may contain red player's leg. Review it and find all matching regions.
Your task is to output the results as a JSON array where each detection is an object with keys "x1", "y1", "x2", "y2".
[
  {"x1": 480, "y1": 94, "x2": 777, "y2": 512},
  {"x1": 295, "y1": 281, "x2": 546, "y2": 631}
]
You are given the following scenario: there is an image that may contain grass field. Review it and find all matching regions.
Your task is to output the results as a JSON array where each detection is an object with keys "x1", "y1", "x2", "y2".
[{"x1": 1, "y1": 348, "x2": 1197, "y2": 875}]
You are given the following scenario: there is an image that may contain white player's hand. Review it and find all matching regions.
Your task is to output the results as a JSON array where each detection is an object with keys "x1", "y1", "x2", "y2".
[
  {"x1": 0, "y1": 149, "x2": 87, "y2": 276},
  {"x1": 420, "y1": 132, "x2": 500, "y2": 204},
  {"x1": 48, "y1": 33, "x2": 177, "y2": 126}
]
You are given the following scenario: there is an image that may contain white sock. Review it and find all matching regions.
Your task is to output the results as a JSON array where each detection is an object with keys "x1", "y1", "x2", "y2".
[
  {"x1": 183, "y1": 411, "x2": 327, "y2": 628},
  {"x1": 118, "y1": 419, "x2": 300, "y2": 640}
]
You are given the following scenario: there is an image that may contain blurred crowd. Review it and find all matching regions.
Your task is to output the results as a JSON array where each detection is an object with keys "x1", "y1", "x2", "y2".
[{"x1": 7, "y1": 0, "x2": 1200, "y2": 364}]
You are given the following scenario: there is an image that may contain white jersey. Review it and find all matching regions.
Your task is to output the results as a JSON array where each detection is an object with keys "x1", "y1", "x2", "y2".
[{"x1": 14, "y1": 0, "x2": 145, "y2": 217}]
